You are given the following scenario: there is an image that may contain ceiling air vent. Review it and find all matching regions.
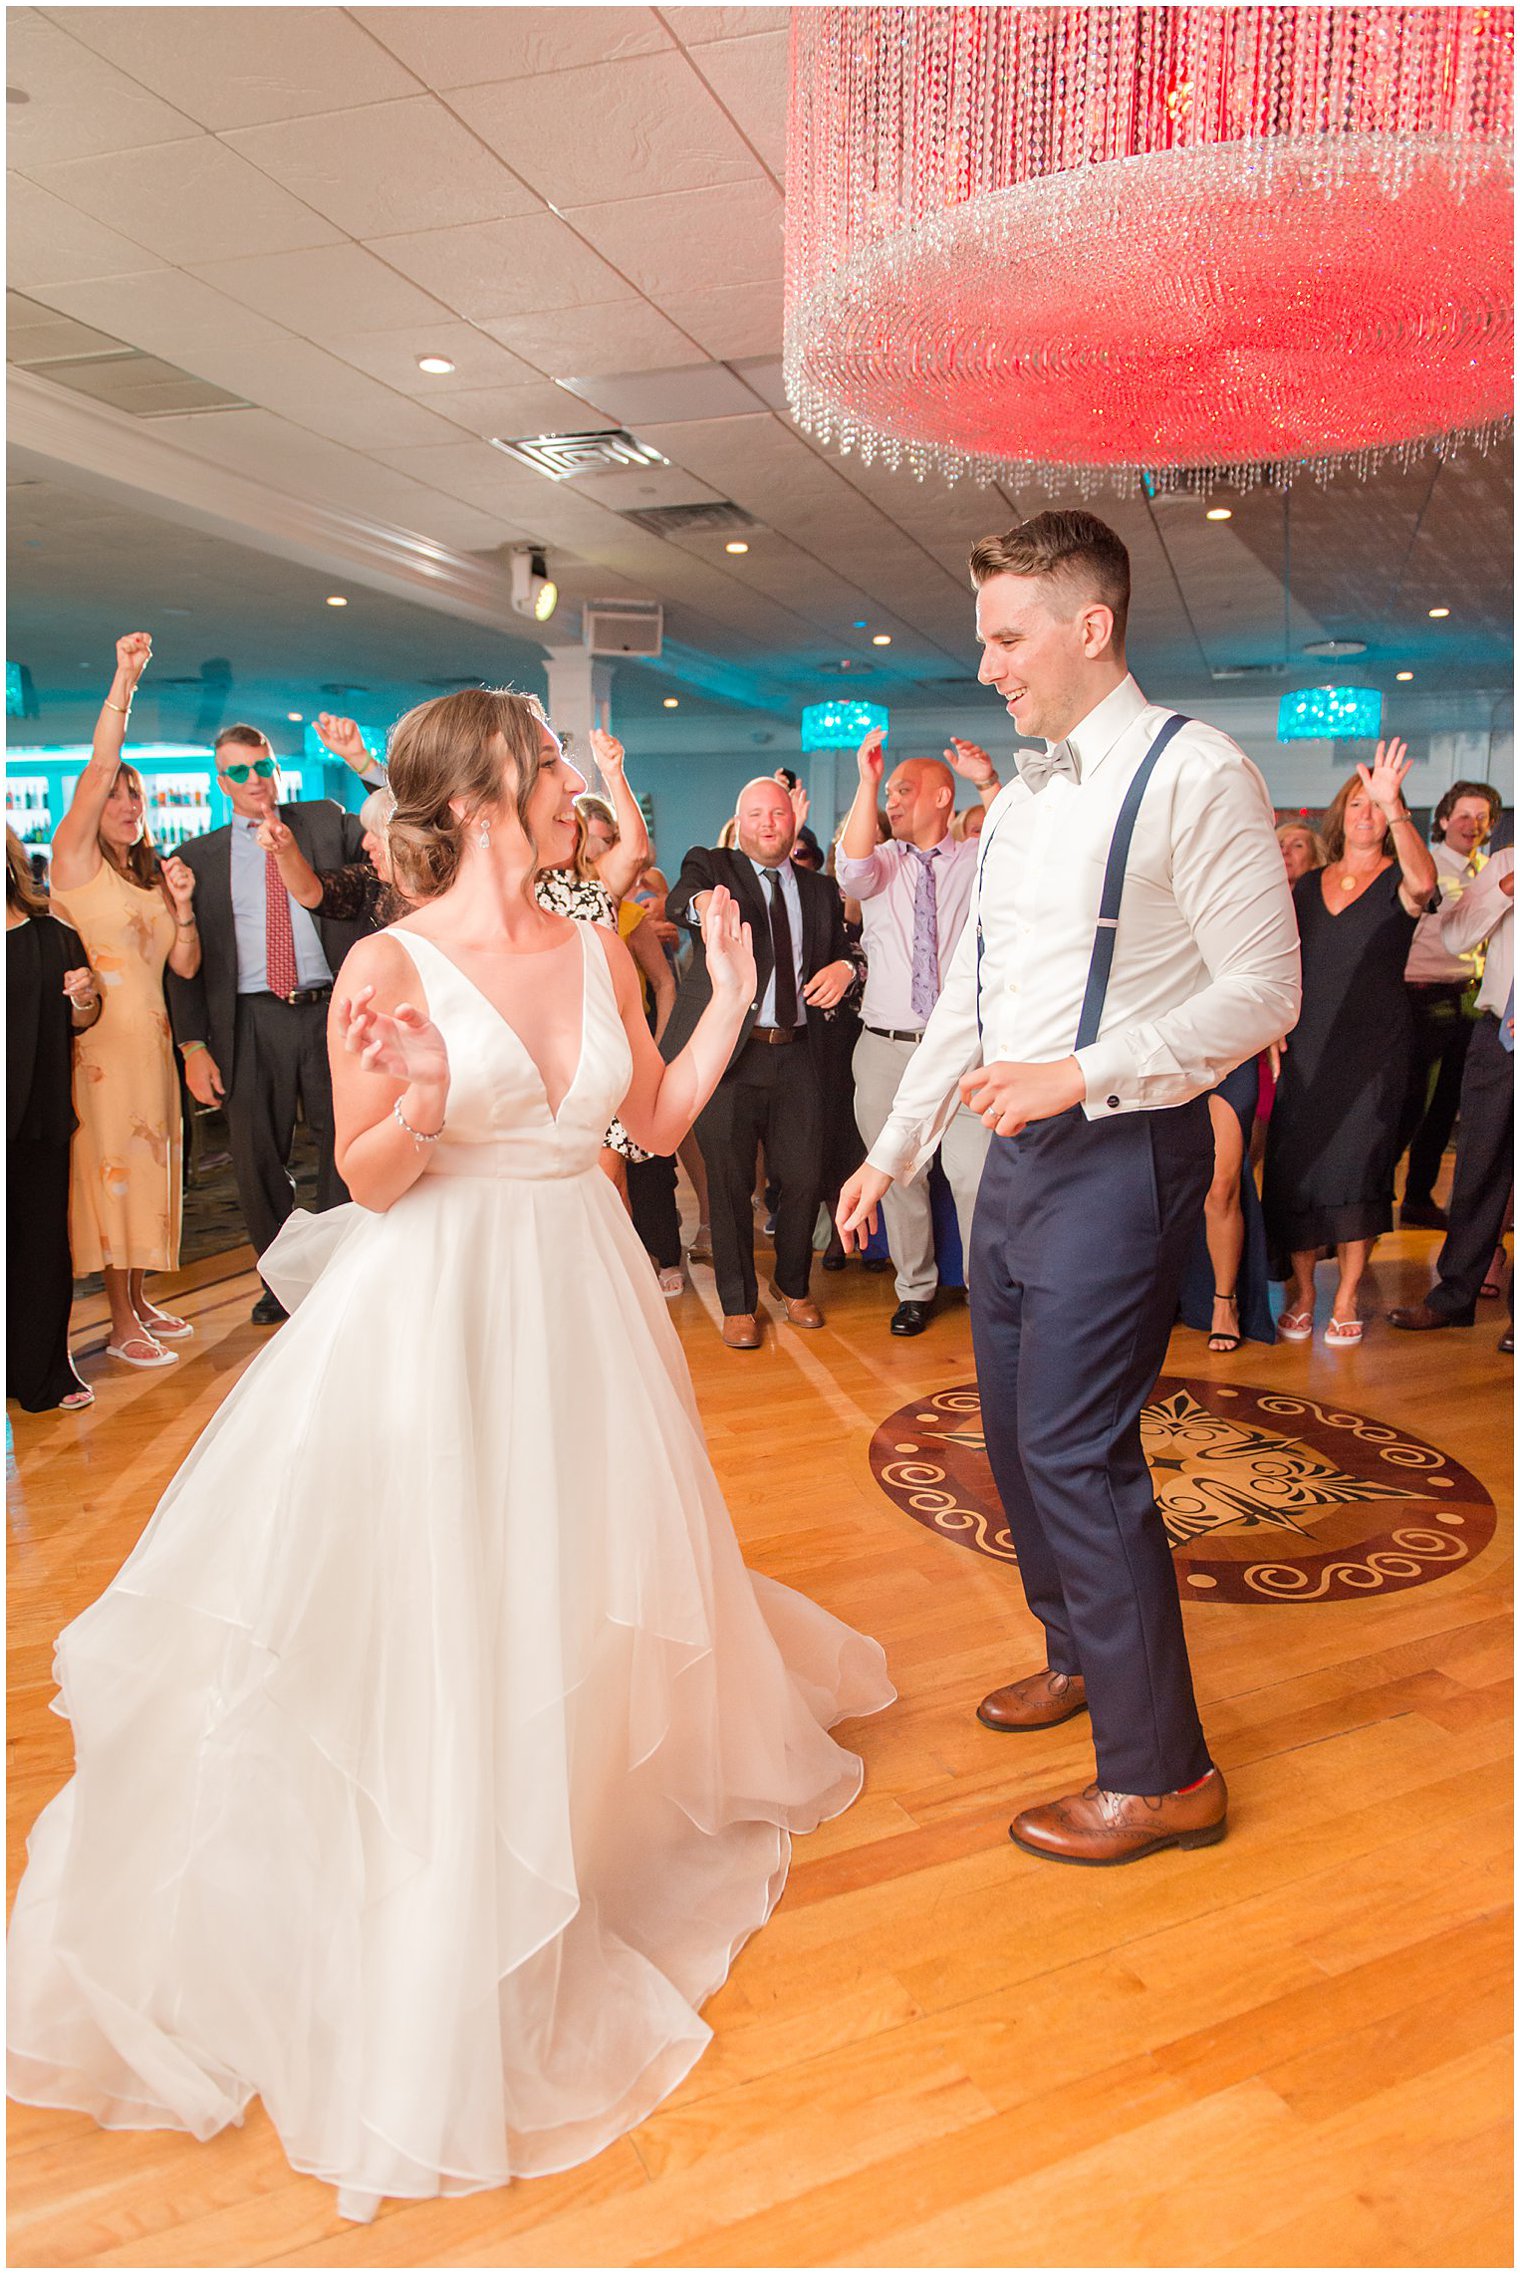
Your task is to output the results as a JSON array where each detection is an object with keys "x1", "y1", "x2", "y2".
[
  {"x1": 7, "y1": 291, "x2": 248, "y2": 417},
  {"x1": 616, "y1": 501, "x2": 758, "y2": 538},
  {"x1": 489, "y1": 429, "x2": 667, "y2": 481},
  {"x1": 1210, "y1": 662, "x2": 1291, "y2": 681},
  {"x1": 584, "y1": 600, "x2": 664, "y2": 659}
]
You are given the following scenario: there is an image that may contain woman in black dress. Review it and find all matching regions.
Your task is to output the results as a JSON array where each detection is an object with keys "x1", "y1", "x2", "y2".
[
  {"x1": 6, "y1": 829, "x2": 103, "y2": 1411},
  {"x1": 1263, "y1": 742, "x2": 1436, "y2": 1345}
]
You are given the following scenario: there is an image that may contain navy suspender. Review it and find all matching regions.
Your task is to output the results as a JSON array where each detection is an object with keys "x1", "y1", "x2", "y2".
[{"x1": 975, "y1": 712, "x2": 1190, "y2": 1052}]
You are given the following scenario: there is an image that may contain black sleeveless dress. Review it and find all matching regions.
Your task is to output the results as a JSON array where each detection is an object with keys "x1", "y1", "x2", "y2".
[{"x1": 1262, "y1": 862, "x2": 1420, "y2": 1274}]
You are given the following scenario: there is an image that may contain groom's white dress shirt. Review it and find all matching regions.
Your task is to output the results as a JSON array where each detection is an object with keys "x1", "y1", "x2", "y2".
[{"x1": 866, "y1": 675, "x2": 1301, "y2": 1181}]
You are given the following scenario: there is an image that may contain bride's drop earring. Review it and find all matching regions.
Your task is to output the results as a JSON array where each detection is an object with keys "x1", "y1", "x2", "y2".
[{"x1": 476, "y1": 816, "x2": 492, "y2": 852}]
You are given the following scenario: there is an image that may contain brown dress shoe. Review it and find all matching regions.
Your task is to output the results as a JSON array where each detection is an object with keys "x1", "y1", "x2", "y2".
[
  {"x1": 1011, "y1": 1767, "x2": 1227, "y2": 1866},
  {"x1": 721, "y1": 1313, "x2": 762, "y2": 1350},
  {"x1": 768, "y1": 1280, "x2": 823, "y2": 1329},
  {"x1": 1387, "y1": 1302, "x2": 1466, "y2": 1331},
  {"x1": 977, "y1": 1668, "x2": 1088, "y2": 1733}
]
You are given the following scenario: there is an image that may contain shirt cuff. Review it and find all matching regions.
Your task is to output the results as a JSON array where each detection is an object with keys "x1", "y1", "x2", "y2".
[{"x1": 1073, "y1": 1036, "x2": 1136, "y2": 1120}]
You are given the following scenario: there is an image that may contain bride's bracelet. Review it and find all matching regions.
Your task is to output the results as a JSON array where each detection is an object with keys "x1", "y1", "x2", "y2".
[{"x1": 393, "y1": 1096, "x2": 445, "y2": 1145}]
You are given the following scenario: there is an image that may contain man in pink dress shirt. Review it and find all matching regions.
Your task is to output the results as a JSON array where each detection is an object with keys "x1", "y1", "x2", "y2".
[{"x1": 837, "y1": 729, "x2": 1001, "y2": 1335}]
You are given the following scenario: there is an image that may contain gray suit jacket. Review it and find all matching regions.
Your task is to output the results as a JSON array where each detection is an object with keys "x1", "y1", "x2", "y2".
[{"x1": 165, "y1": 800, "x2": 369, "y2": 1088}]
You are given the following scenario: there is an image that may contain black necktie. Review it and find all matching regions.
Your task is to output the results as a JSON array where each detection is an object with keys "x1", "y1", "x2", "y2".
[{"x1": 762, "y1": 867, "x2": 798, "y2": 1027}]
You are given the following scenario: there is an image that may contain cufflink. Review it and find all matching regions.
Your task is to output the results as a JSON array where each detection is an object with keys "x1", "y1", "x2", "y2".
[{"x1": 1107, "y1": 1095, "x2": 1121, "y2": 1109}]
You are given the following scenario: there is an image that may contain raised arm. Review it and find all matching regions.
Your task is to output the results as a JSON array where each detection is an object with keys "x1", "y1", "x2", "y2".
[
  {"x1": 1360, "y1": 740, "x2": 1437, "y2": 916},
  {"x1": 587, "y1": 730, "x2": 650, "y2": 901},
  {"x1": 256, "y1": 814, "x2": 325, "y2": 910},
  {"x1": 945, "y1": 737, "x2": 1003, "y2": 810},
  {"x1": 608, "y1": 888, "x2": 754, "y2": 1154},
  {"x1": 838, "y1": 726, "x2": 889, "y2": 878},
  {"x1": 50, "y1": 634, "x2": 152, "y2": 891}
]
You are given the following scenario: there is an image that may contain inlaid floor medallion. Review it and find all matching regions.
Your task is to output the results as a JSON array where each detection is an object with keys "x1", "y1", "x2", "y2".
[{"x1": 869, "y1": 1378, "x2": 1496, "y2": 1604}]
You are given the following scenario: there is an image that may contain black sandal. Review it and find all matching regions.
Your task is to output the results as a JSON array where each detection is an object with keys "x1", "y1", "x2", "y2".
[{"x1": 1208, "y1": 1289, "x2": 1242, "y2": 1354}]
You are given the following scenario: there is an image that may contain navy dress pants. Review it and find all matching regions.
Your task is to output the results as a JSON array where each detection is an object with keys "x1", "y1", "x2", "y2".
[{"x1": 969, "y1": 1099, "x2": 1215, "y2": 1795}]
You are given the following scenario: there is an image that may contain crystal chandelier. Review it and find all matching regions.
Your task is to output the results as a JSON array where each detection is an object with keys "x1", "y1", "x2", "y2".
[{"x1": 784, "y1": 7, "x2": 1515, "y2": 493}]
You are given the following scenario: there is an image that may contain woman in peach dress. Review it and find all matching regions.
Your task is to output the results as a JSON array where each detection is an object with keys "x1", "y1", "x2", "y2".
[{"x1": 48, "y1": 635, "x2": 203, "y2": 1368}]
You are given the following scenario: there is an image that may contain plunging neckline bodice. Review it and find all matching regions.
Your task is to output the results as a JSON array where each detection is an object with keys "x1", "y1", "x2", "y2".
[{"x1": 393, "y1": 921, "x2": 587, "y2": 1123}]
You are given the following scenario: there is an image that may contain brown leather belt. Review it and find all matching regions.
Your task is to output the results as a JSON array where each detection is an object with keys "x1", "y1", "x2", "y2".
[
  {"x1": 749, "y1": 1023, "x2": 801, "y2": 1046},
  {"x1": 865, "y1": 1024, "x2": 925, "y2": 1043}
]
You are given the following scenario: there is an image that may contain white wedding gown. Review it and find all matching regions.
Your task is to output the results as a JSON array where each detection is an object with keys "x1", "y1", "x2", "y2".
[{"x1": 8, "y1": 923, "x2": 894, "y2": 2219}]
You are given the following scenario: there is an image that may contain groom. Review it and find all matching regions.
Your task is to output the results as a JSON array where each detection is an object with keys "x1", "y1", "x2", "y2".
[{"x1": 839, "y1": 511, "x2": 1300, "y2": 1864}]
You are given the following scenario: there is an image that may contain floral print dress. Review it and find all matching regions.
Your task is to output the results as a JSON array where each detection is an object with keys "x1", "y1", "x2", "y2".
[
  {"x1": 534, "y1": 869, "x2": 649, "y2": 1162},
  {"x1": 49, "y1": 862, "x2": 181, "y2": 1272}
]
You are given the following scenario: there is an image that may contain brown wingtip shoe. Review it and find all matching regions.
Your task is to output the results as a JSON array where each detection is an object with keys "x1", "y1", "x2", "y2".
[
  {"x1": 768, "y1": 1280, "x2": 824, "y2": 1329},
  {"x1": 977, "y1": 1668, "x2": 1089, "y2": 1733},
  {"x1": 720, "y1": 1313, "x2": 763, "y2": 1350},
  {"x1": 1010, "y1": 1767, "x2": 1228, "y2": 1866}
]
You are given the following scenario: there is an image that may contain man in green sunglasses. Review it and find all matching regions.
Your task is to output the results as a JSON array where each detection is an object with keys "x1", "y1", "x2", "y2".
[{"x1": 166, "y1": 724, "x2": 371, "y2": 1322}]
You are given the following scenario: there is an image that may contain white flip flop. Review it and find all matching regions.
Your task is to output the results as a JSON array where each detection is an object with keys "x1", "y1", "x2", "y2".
[{"x1": 105, "y1": 1334, "x2": 178, "y2": 1369}]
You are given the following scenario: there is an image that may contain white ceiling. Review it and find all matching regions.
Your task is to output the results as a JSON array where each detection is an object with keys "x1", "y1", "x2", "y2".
[{"x1": 6, "y1": 3, "x2": 1513, "y2": 731}]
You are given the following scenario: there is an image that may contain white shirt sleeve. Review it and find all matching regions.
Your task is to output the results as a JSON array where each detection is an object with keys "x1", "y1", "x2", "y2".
[
  {"x1": 1440, "y1": 848, "x2": 1513, "y2": 955},
  {"x1": 864, "y1": 847, "x2": 986, "y2": 1181},
  {"x1": 1073, "y1": 747, "x2": 1302, "y2": 1115}
]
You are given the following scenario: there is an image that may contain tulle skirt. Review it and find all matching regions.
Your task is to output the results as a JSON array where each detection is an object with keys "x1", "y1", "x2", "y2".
[{"x1": 8, "y1": 1166, "x2": 893, "y2": 2213}]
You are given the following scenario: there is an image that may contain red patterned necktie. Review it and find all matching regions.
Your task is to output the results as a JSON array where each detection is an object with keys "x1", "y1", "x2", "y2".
[{"x1": 264, "y1": 849, "x2": 299, "y2": 998}]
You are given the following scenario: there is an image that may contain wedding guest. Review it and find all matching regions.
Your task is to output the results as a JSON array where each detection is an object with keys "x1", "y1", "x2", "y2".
[
  {"x1": 839, "y1": 508, "x2": 1300, "y2": 1865},
  {"x1": 837, "y1": 726, "x2": 1000, "y2": 1334},
  {"x1": 7, "y1": 830, "x2": 100, "y2": 1412},
  {"x1": 48, "y1": 636, "x2": 201, "y2": 1369},
  {"x1": 1263, "y1": 750, "x2": 1437, "y2": 1344},
  {"x1": 257, "y1": 714, "x2": 395, "y2": 929},
  {"x1": 1389, "y1": 845, "x2": 1514, "y2": 1345},
  {"x1": 666, "y1": 777, "x2": 855, "y2": 1347},
  {"x1": 954, "y1": 800, "x2": 988, "y2": 842},
  {"x1": 164, "y1": 723, "x2": 369, "y2": 1324},
  {"x1": 1276, "y1": 818, "x2": 1327, "y2": 881},
  {"x1": 1396, "y1": 780, "x2": 1500, "y2": 1230},
  {"x1": 1177, "y1": 1053, "x2": 1275, "y2": 1352}
]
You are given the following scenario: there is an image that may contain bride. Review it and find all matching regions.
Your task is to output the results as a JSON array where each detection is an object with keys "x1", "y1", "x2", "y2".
[{"x1": 7, "y1": 688, "x2": 894, "y2": 2222}]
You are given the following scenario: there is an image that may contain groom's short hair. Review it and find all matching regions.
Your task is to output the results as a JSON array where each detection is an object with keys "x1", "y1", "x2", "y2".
[{"x1": 969, "y1": 512, "x2": 1130, "y2": 649}]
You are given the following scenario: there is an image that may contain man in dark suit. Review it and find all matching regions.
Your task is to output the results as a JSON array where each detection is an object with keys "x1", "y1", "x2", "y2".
[
  {"x1": 165, "y1": 724, "x2": 369, "y2": 1322},
  {"x1": 665, "y1": 776, "x2": 855, "y2": 1348}
]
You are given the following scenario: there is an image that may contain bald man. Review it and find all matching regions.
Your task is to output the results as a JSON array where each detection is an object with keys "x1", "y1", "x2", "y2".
[
  {"x1": 664, "y1": 778, "x2": 856, "y2": 1346},
  {"x1": 837, "y1": 730, "x2": 1002, "y2": 1334}
]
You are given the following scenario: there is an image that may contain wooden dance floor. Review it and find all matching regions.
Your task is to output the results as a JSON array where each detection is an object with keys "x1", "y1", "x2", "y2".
[{"x1": 7, "y1": 1215, "x2": 1512, "y2": 2268}]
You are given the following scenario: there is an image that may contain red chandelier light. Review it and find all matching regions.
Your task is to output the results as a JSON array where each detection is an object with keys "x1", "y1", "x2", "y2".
[{"x1": 784, "y1": 6, "x2": 1515, "y2": 491}]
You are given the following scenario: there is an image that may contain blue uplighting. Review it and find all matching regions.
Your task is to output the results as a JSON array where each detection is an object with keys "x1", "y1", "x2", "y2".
[
  {"x1": 5, "y1": 663, "x2": 22, "y2": 718},
  {"x1": 1277, "y1": 686, "x2": 1384, "y2": 742},
  {"x1": 801, "y1": 700, "x2": 888, "y2": 752}
]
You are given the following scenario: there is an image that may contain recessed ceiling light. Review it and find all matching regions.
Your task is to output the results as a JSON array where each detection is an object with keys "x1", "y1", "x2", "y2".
[
  {"x1": 417, "y1": 355, "x2": 456, "y2": 375},
  {"x1": 287, "y1": 711, "x2": 303, "y2": 722},
  {"x1": 326, "y1": 595, "x2": 348, "y2": 607},
  {"x1": 1205, "y1": 506, "x2": 1233, "y2": 520},
  {"x1": 1428, "y1": 606, "x2": 1450, "y2": 618},
  {"x1": 724, "y1": 540, "x2": 750, "y2": 555},
  {"x1": 1396, "y1": 670, "x2": 1414, "y2": 681},
  {"x1": 871, "y1": 633, "x2": 892, "y2": 647},
  {"x1": 663, "y1": 697, "x2": 680, "y2": 709},
  {"x1": 1302, "y1": 638, "x2": 1368, "y2": 658}
]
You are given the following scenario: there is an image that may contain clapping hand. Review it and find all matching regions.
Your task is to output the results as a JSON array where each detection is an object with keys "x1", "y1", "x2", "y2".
[
  {"x1": 700, "y1": 885, "x2": 755, "y2": 1002},
  {"x1": 160, "y1": 855, "x2": 196, "y2": 914},
  {"x1": 337, "y1": 983, "x2": 450, "y2": 1095},
  {"x1": 1357, "y1": 738, "x2": 1411, "y2": 817},
  {"x1": 114, "y1": 632, "x2": 152, "y2": 684},
  {"x1": 587, "y1": 728, "x2": 626, "y2": 781},
  {"x1": 314, "y1": 714, "x2": 371, "y2": 774}
]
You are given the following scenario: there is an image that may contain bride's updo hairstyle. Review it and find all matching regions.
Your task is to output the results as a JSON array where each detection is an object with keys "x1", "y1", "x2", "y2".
[{"x1": 385, "y1": 686, "x2": 551, "y2": 902}]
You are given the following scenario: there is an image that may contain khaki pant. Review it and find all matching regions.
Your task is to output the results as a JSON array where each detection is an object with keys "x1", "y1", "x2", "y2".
[{"x1": 852, "y1": 1026, "x2": 991, "y2": 1302}]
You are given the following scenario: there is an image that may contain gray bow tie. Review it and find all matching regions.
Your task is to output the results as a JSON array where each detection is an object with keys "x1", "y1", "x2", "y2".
[{"x1": 1017, "y1": 740, "x2": 1081, "y2": 796}]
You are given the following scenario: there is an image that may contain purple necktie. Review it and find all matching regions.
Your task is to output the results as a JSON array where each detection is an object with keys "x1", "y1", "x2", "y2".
[{"x1": 909, "y1": 846, "x2": 941, "y2": 1023}]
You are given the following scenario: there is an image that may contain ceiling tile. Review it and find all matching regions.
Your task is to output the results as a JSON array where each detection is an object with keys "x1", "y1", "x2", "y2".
[
  {"x1": 555, "y1": 362, "x2": 766, "y2": 426},
  {"x1": 352, "y1": 7, "x2": 671, "y2": 89},
  {"x1": 7, "y1": 11, "x2": 203, "y2": 165},
  {"x1": 685, "y1": 30, "x2": 790, "y2": 178},
  {"x1": 6, "y1": 174, "x2": 161, "y2": 288},
  {"x1": 481, "y1": 299, "x2": 700, "y2": 377},
  {"x1": 329, "y1": 322, "x2": 541, "y2": 396},
  {"x1": 428, "y1": 383, "x2": 603, "y2": 441},
  {"x1": 669, "y1": 9, "x2": 791, "y2": 42},
  {"x1": 19, "y1": 268, "x2": 292, "y2": 360},
  {"x1": 189, "y1": 244, "x2": 454, "y2": 337},
  {"x1": 23, "y1": 139, "x2": 346, "y2": 265},
  {"x1": 448, "y1": 53, "x2": 761, "y2": 208},
  {"x1": 661, "y1": 280, "x2": 784, "y2": 360},
  {"x1": 562, "y1": 464, "x2": 726, "y2": 512},
  {"x1": 53, "y1": 6, "x2": 423, "y2": 129},
  {"x1": 367, "y1": 214, "x2": 631, "y2": 322},
  {"x1": 223, "y1": 96, "x2": 541, "y2": 238},
  {"x1": 564, "y1": 179, "x2": 782, "y2": 299},
  {"x1": 154, "y1": 338, "x2": 470, "y2": 452}
]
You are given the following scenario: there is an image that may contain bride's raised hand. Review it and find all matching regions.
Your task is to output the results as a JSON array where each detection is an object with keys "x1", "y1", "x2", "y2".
[
  {"x1": 701, "y1": 884, "x2": 755, "y2": 1003},
  {"x1": 337, "y1": 984, "x2": 450, "y2": 1094}
]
